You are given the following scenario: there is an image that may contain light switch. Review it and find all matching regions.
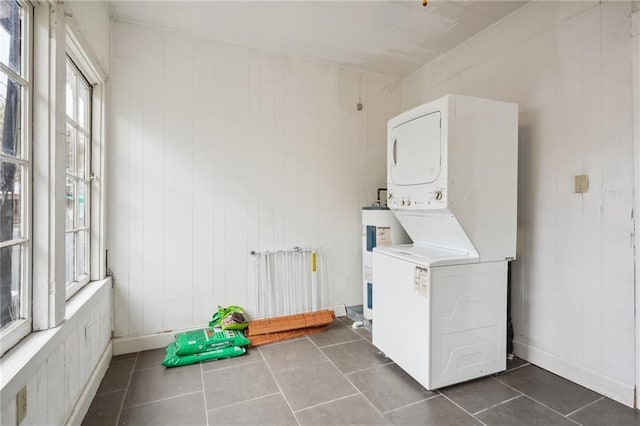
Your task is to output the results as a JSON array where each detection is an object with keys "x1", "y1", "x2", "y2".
[{"x1": 575, "y1": 175, "x2": 589, "y2": 193}]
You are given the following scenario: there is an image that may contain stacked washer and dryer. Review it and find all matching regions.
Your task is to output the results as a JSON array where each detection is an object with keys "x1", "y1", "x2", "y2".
[{"x1": 372, "y1": 95, "x2": 518, "y2": 389}]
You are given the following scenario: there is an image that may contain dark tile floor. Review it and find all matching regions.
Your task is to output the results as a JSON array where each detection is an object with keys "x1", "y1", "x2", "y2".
[{"x1": 83, "y1": 317, "x2": 640, "y2": 426}]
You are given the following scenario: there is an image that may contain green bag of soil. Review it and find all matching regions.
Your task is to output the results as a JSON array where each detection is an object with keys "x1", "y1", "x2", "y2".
[
  {"x1": 162, "y1": 343, "x2": 246, "y2": 367},
  {"x1": 174, "y1": 328, "x2": 250, "y2": 356}
]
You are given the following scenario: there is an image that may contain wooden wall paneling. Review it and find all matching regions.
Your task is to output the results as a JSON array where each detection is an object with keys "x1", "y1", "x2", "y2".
[
  {"x1": 317, "y1": 63, "x2": 339, "y2": 306},
  {"x1": 224, "y1": 45, "x2": 250, "y2": 307},
  {"x1": 162, "y1": 35, "x2": 195, "y2": 331},
  {"x1": 272, "y1": 55, "x2": 287, "y2": 253},
  {"x1": 212, "y1": 41, "x2": 228, "y2": 310},
  {"x1": 579, "y1": 5, "x2": 604, "y2": 373},
  {"x1": 47, "y1": 345, "x2": 65, "y2": 424},
  {"x1": 282, "y1": 56, "x2": 300, "y2": 249},
  {"x1": 127, "y1": 58, "x2": 146, "y2": 336},
  {"x1": 108, "y1": 23, "x2": 402, "y2": 334},
  {"x1": 36, "y1": 362, "x2": 48, "y2": 425},
  {"x1": 553, "y1": 13, "x2": 584, "y2": 366},
  {"x1": 600, "y1": 1, "x2": 635, "y2": 382},
  {"x1": 64, "y1": 328, "x2": 80, "y2": 415},
  {"x1": 110, "y1": 57, "x2": 131, "y2": 336},
  {"x1": 257, "y1": 52, "x2": 276, "y2": 254},
  {"x1": 192, "y1": 41, "x2": 216, "y2": 324},
  {"x1": 140, "y1": 34, "x2": 165, "y2": 334},
  {"x1": 1, "y1": 397, "x2": 16, "y2": 426},
  {"x1": 246, "y1": 49, "x2": 261, "y2": 315},
  {"x1": 296, "y1": 60, "x2": 317, "y2": 254},
  {"x1": 338, "y1": 69, "x2": 362, "y2": 306}
]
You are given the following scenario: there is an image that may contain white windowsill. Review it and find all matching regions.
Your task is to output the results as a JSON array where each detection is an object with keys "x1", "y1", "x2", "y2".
[{"x1": 0, "y1": 277, "x2": 112, "y2": 410}]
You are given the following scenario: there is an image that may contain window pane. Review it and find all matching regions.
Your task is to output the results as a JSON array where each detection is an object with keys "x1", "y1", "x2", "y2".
[
  {"x1": 66, "y1": 177, "x2": 75, "y2": 230},
  {"x1": 0, "y1": 1, "x2": 22, "y2": 75},
  {"x1": 0, "y1": 160, "x2": 21, "y2": 242},
  {"x1": 77, "y1": 181, "x2": 86, "y2": 228},
  {"x1": 65, "y1": 233, "x2": 74, "y2": 285},
  {"x1": 0, "y1": 243, "x2": 22, "y2": 330},
  {"x1": 66, "y1": 64, "x2": 75, "y2": 118},
  {"x1": 66, "y1": 124, "x2": 75, "y2": 175},
  {"x1": 77, "y1": 230, "x2": 87, "y2": 277},
  {"x1": 0, "y1": 72, "x2": 22, "y2": 158},
  {"x1": 77, "y1": 84, "x2": 88, "y2": 129},
  {"x1": 77, "y1": 132, "x2": 85, "y2": 178}
]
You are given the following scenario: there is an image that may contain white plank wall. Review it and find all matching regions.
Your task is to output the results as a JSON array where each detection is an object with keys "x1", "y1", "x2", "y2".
[
  {"x1": 108, "y1": 22, "x2": 401, "y2": 339},
  {"x1": 402, "y1": 1, "x2": 635, "y2": 405},
  {"x1": 0, "y1": 284, "x2": 112, "y2": 425}
]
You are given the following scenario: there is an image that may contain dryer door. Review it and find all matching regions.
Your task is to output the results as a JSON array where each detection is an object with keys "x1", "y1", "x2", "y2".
[{"x1": 390, "y1": 111, "x2": 441, "y2": 186}]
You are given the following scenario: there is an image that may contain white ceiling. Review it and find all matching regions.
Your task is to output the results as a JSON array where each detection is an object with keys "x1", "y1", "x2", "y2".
[{"x1": 109, "y1": 1, "x2": 527, "y2": 77}]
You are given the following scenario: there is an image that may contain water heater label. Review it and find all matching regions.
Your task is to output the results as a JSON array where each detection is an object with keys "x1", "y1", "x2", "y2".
[
  {"x1": 414, "y1": 266, "x2": 429, "y2": 298},
  {"x1": 376, "y1": 227, "x2": 392, "y2": 247}
]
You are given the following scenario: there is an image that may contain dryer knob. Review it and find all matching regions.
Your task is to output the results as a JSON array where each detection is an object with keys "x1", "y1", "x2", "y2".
[{"x1": 435, "y1": 191, "x2": 443, "y2": 201}]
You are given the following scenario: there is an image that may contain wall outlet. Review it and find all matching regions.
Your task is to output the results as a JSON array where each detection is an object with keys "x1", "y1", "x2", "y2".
[
  {"x1": 17, "y1": 386, "x2": 27, "y2": 424},
  {"x1": 575, "y1": 175, "x2": 589, "y2": 193}
]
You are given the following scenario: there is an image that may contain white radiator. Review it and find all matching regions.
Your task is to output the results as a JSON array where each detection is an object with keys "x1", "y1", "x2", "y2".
[{"x1": 252, "y1": 248, "x2": 324, "y2": 319}]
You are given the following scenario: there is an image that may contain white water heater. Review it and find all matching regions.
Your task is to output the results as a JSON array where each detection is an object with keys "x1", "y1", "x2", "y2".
[
  {"x1": 362, "y1": 206, "x2": 410, "y2": 320},
  {"x1": 373, "y1": 94, "x2": 518, "y2": 390}
]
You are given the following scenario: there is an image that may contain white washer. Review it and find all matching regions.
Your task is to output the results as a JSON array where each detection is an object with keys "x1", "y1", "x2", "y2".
[{"x1": 373, "y1": 94, "x2": 518, "y2": 390}]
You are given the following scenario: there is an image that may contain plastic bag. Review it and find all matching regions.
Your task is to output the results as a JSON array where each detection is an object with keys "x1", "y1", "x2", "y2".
[
  {"x1": 162, "y1": 342, "x2": 246, "y2": 368},
  {"x1": 209, "y1": 305, "x2": 248, "y2": 330},
  {"x1": 174, "y1": 328, "x2": 250, "y2": 356}
]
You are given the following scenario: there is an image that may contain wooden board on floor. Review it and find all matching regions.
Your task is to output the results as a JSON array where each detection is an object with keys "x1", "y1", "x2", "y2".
[
  {"x1": 246, "y1": 310, "x2": 335, "y2": 336},
  {"x1": 248, "y1": 325, "x2": 329, "y2": 347}
]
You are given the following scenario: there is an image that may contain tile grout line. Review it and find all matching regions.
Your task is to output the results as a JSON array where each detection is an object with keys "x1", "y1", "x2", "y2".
[
  {"x1": 94, "y1": 388, "x2": 129, "y2": 397},
  {"x1": 439, "y1": 392, "x2": 489, "y2": 426},
  {"x1": 201, "y1": 359, "x2": 264, "y2": 375},
  {"x1": 520, "y1": 394, "x2": 585, "y2": 426},
  {"x1": 472, "y1": 394, "x2": 524, "y2": 416},
  {"x1": 200, "y1": 363, "x2": 210, "y2": 426},
  {"x1": 495, "y1": 362, "x2": 531, "y2": 375},
  {"x1": 253, "y1": 336, "x2": 307, "y2": 348},
  {"x1": 382, "y1": 394, "x2": 442, "y2": 415},
  {"x1": 131, "y1": 364, "x2": 166, "y2": 373},
  {"x1": 257, "y1": 346, "x2": 302, "y2": 426},
  {"x1": 344, "y1": 361, "x2": 396, "y2": 377},
  {"x1": 292, "y1": 392, "x2": 361, "y2": 414},
  {"x1": 315, "y1": 337, "x2": 363, "y2": 349},
  {"x1": 207, "y1": 392, "x2": 283, "y2": 412},
  {"x1": 307, "y1": 336, "x2": 386, "y2": 419},
  {"x1": 115, "y1": 351, "x2": 140, "y2": 425},
  {"x1": 488, "y1": 375, "x2": 525, "y2": 393},
  {"x1": 564, "y1": 396, "x2": 605, "y2": 418},
  {"x1": 492, "y1": 376, "x2": 584, "y2": 426},
  {"x1": 121, "y1": 390, "x2": 204, "y2": 410}
]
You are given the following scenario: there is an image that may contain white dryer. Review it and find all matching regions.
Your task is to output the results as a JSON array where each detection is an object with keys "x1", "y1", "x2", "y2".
[{"x1": 372, "y1": 95, "x2": 518, "y2": 389}]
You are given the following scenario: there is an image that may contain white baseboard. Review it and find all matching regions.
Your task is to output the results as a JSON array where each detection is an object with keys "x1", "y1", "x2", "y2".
[
  {"x1": 114, "y1": 305, "x2": 349, "y2": 355},
  {"x1": 66, "y1": 341, "x2": 113, "y2": 426},
  {"x1": 513, "y1": 339, "x2": 635, "y2": 408},
  {"x1": 113, "y1": 328, "x2": 185, "y2": 355}
]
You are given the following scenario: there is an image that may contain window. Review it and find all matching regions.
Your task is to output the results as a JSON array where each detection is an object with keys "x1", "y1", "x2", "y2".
[
  {"x1": 65, "y1": 58, "x2": 91, "y2": 299},
  {"x1": 0, "y1": 0, "x2": 31, "y2": 349}
]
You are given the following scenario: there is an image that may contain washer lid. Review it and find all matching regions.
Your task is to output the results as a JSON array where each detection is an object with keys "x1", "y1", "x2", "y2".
[
  {"x1": 390, "y1": 111, "x2": 441, "y2": 186},
  {"x1": 374, "y1": 244, "x2": 478, "y2": 267}
]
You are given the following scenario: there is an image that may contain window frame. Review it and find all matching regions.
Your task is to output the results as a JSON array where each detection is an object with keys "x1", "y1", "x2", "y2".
[
  {"x1": 64, "y1": 22, "x2": 108, "y2": 299},
  {"x1": 0, "y1": 0, "x2": 32, "y2": 356},
  {"x1": 64, "y1": 57, "x2": 92, "y2": 300}
]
